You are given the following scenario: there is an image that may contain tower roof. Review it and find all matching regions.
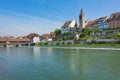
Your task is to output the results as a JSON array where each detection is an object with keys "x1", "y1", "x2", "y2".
[
  {"x1": 79, "y1": 8, "x2": 84, "y2": 18},
  {"x1": 81, "y1": 9, "x2": 84, "y2": 14}
]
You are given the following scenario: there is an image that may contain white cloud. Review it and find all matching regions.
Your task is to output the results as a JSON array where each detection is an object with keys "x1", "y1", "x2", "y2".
[{"x1": 0, "y1": 11, "x2": 62, "y2": 37}]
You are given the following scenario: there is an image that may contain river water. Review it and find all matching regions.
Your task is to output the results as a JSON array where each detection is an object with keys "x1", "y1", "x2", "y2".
[{"x1": 0, "y1": 47, "x2": 120, "y2": 80}]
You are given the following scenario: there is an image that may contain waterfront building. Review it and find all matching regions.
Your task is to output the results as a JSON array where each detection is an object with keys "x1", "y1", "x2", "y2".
[
  {"x1": 27, "y1": 33, "x2": 40, "y2": 43},
  {"x1": 79, "y1": 9, "x2": 120, "y2": 30},
  {"x1": 85, "y1": 19, "x2": 98, "y2": 30},
  {"x1": 50, "y1": 32, "x2": 55, "y2": 37},
  {"x1": 27, "y1": 33, "x2": 39, "y2": 38},
  {"x1": 98, "y1": 16, "x2": 108, "y2": 29},
  {"x1": 32, "y1": 37, "x2": 40, "y2": 43},
  {"x1": 61, "y1": 20, "x2": 78, "y2": 34},
  {"x1": 52, "y1": 9, "x2": 120, "y2": 41},
  {"x1": 85, "y1": 17, "x2": 108, "y2": 30},
  {"x1": 42, "y1": 33, "x2": 53, "y2": 41},
  {"x1": 107, "y1": 12, "x2": 120, "y2": 28}
]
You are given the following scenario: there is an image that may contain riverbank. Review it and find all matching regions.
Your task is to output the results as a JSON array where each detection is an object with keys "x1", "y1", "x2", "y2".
[{"x1": 38, "y1": 43, "x2": 120, "y2": 48}]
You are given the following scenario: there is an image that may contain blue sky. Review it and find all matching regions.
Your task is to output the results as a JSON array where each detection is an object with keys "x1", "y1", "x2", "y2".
[{"x1": 0, "y1": 0, "x2": 120, "y2": 36}]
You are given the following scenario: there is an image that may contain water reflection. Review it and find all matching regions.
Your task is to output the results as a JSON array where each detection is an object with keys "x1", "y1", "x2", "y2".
[
  {"x1": 69, "y1": 53, "x2": 78, "y2": 72},
  {"x1": 0, "y1": 47, "x2": 120, "y2": 80},
  {"x1": 6, "y1": 47, "x2": 10, "y2": 54},
  {"x1": 0, "y1": 57, "x2": 3, "y2": 71},
  {"x1": 33, "y1": 47, "x2": 40, "y2": 60},
  {"x1": 47, "y1": 47, "x2": 53, "y2": 53},
  {"x1": 46, "y1": 47, "x2": 54, "y2": 57}
]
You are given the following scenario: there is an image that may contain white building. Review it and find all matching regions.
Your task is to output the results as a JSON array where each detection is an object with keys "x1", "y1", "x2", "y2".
[
  {"x1": 61, "y1": 20, "x2": 78, "y2": 34},
  {"x1": 32, "y1": 37, "x2": 40, "y2": 43}
]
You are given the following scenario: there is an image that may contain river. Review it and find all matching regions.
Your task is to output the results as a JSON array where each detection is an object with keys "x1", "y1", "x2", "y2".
[{"x1": 0, "y1": 47, "x2": 120, "y2": 80}]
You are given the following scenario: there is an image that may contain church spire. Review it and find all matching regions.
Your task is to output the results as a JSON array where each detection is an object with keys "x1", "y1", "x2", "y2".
[
  {"x1": 80, "y1": 8, "x2": 84, "y2": 16},
  {"x1": 79, "y1": 8, "x2": 85, "y2": 30}
]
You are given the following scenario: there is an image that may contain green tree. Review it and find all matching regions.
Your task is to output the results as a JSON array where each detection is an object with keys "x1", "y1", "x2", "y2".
[
  {"x1": 63, "y1": 32, "x2": 71, "y2": 36},
  {"x1": 63, "y1": 36, "x2": 69, "y2": 40},
  {"x1": 80, "y1": 28, "x2": 91, "y2": 38},
  {"x1": 79, "y1": 28, "x2": 100, "y2": 40},
  {"x1": 116, "y1": 32, "x2": 120, "y2": 39},
  {"x1": 54, "y1": 29, "x2": 61, "y2": 36}
]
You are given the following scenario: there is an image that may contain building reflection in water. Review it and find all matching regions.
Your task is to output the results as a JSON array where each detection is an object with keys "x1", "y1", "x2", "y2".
[
  {"x1": 0, "y1": 56, "x2": 3, "y2": 70},
  {"x1": 6, "y1": 47, "x2": 10, "y2": 54},
  {"x1": 47, "y1": 47, "x2": 53, "y2": 56},
  {"x1": 69, "y1": 49, "x2": 80, "y2": 70},
  {"x1": 69, "y1": 54, "x2": 77, "y2": 72},
  {"x1": 33, "y1": 47, "x2": 40, "y2": 59},
  {"x1": 68, "y1": 49, "x2": 90, "y2": 79}
]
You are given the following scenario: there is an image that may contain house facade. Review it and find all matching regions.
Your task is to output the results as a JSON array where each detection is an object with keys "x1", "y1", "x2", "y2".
[
  {"x1": 98, "y1": 16, "x2": 108, "y2": 29},
  {"x1": 42, "y1": 33, "x2": 53, "y2": 42},
  {"x1": 85, "y1": 20, "x2": 98, "y2": 30},
  {"x1": 27, "y1": 33, "x2": 40, "y2": 43},
  {"x1": 107, "y1": 12, "x2": 120, "y2": 28},
  {"x1": 32, "y1": 37, "x2": 40, "y2": 43},
  {"x1": 61, "y1": 20, "x2": 78, "y2": 34}
]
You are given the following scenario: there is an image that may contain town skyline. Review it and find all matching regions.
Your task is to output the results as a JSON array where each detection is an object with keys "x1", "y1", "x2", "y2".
[{"x1": 0, "y1": 0, "x2": 120, "y2": 37}]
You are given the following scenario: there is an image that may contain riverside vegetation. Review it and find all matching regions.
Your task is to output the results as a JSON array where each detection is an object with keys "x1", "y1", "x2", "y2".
[{"x1": 38, "y1": 27, "x2": 120, "y2": 47}]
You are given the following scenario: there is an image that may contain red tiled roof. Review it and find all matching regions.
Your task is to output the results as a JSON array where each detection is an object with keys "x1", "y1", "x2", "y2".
[
  {"x1": 0, "y1": 38, "x2": 7, "y2": 41},
  {"x1": 27, "y1": 33, "x2": 39, "y2": 38},
  {"x1": 50, "y1": 32, "x2": 55, "y2": 37},
  {"x1": 42, "y1": 34, "x2": 51, "y2": 39},
  {"x1": 85, "y1": 16, "x2": 108, "y2": 28},
  {"x1": 109, "y1": 12, "x2": 120, "y2": 21},
  {"x1": 99, "y1": 16, "x2": 108, "y2": 20},
  {"x1": 85, "y1": 20, "x2": 96, "y2": 27},
  {"x1": 0, "y1": 38, "x2": 30, "y2": 42}
]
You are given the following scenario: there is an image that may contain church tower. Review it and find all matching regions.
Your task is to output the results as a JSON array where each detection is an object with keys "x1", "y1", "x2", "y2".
[{"x1": 79, "y1": 9, "x2": 85, "y2": 30}]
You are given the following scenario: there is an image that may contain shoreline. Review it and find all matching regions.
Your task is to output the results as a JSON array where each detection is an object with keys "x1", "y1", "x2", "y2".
[
  {"x1": 39, "y1": 46, "x2": 120, "y2": 50},
  {"x1": 0, "y1": 44, "x2": 120, "y2": 50},
  {"x1": 37, "y1": 43, "x2": 120, "y2": 50},
  {"x1": 38, "y1": 43, "x2": 120, "y2": 48}
]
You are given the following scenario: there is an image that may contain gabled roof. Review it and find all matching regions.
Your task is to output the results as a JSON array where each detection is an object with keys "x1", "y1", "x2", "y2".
[
  {"x1": 85, "y1": 16, "x2": 108, "y2": 27},
  {"x1": 99, "y1": 16, "x2": 108, "y2": 20},
  {"x1": 62, "y1": 20, "x2": 78, "y2": 28},
  {"x1": 62, "y1": 20, "x2": 72, "y2": 28},
  {"x1": 42, "y1": 34, "x2": 51, "y2": 39},
  {"x1": 27, "y1": 33, "x2": 39, "y2": 39},
  {"x1": 109, "y1": 12, "x2": 120, "y2": 21},
  {"x1": 85, "y1": 21, "x2": 94, "y2": 27},
  {"x1": 85, "y1": 19, "x2": 99, "y2": 27}
]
